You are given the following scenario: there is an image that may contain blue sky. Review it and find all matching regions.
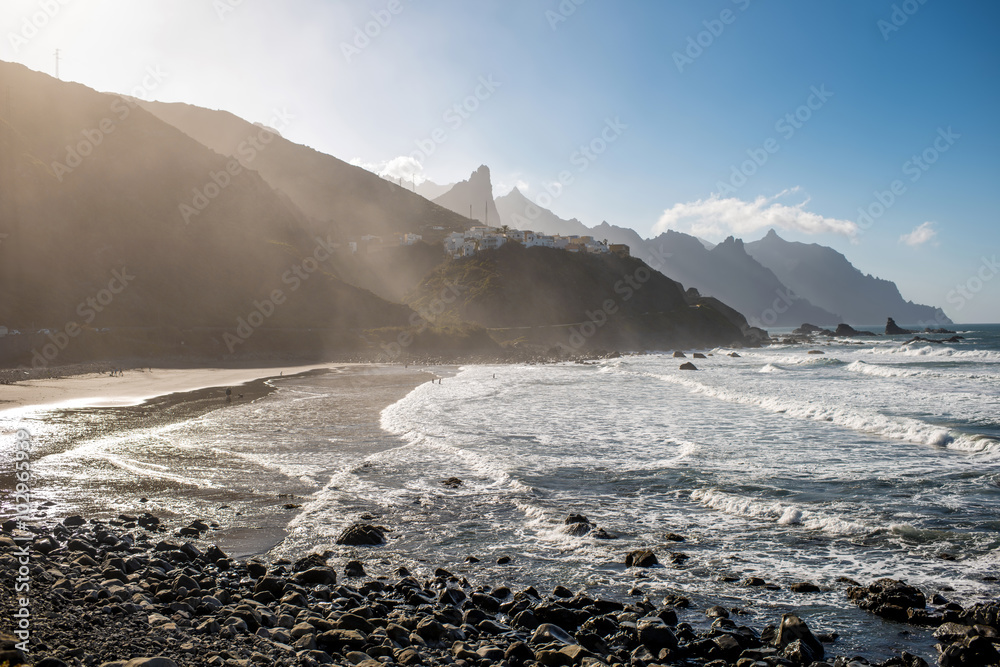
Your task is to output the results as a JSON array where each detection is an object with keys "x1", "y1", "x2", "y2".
[{"x1": 3, "y1": 0, "x2": 998, "y2": 322}]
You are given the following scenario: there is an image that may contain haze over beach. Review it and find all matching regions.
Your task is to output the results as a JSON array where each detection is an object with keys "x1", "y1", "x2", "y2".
[{"x1": 1, "y1": 2, "x2": 999, "y2": 667}]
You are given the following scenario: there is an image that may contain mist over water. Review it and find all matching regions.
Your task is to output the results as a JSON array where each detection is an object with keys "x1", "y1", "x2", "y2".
[{"x1": 2, "y1": 327, "x2": 998, "y2": 661}]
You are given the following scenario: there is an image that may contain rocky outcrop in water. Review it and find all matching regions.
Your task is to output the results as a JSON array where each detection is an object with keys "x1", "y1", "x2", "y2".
[
  {"x1": 847, "y1": 579, "x2": 1000, "y2": 666},
  {"x1": 903, "y1": 335, "x2": 965, "y2": 345},
  {"x1": 834, "y1": 323, "x2": 878, "y2": 337},
  {"x1": 886, "y1": 317, "x2": 917, "y2": 335},
  {"x1": 336, "y1": 524, "x2": 387, "y2": 546},
  {"x1": 793, "y1": 323, "x2": 835, "y2": 336}
]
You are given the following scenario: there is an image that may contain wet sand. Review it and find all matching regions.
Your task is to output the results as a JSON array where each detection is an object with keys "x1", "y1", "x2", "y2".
[{"x1": 0, "y1": 364, "x2": 441, "y2": 559}]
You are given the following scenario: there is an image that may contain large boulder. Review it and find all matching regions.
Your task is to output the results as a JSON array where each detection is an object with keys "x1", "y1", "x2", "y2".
[
  {"x1": 625, "y1": 549, "x2": 658, "y2": 568},
  {"x1": 848, "y1": 578, "x2": 926, "y2": 622},
  {"x1": 776, "y1": 614, "x2": 824, "y2": 661},
  {"x1": 336, "y1": 524, "x2": 386, "y2": 546}
]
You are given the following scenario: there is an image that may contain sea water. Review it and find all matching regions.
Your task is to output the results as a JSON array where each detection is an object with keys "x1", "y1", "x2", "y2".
[{"x1": 3, "y1": 326, "x2": 999, "y2": 660}]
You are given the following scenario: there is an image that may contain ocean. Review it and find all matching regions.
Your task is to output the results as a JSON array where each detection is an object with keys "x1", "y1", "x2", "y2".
[{"x1": 3, "y1": 325, "x2": 999, "y2": 661}]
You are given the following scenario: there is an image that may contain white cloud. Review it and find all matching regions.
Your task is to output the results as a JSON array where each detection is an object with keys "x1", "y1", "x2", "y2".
[
  {"x1": 899, "y1": 221, "x2": 938, "y2": 247},
  {"x1": 349, "y1": 155, "x2": 426, "y2": 184},
  {"x1": 652, "y1": 189, "x2": 859, "y2": 241}
]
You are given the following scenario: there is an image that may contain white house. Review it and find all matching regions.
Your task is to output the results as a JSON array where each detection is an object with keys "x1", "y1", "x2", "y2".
[
  {"x1": 445, "y1": 232, "x2": 466, "y2": 254},
  {"x1": 527, "y1": 235, "x2": 555, "y2": 248},
  {"x1": 401, "y1": 233, "x2": 423, "y2": 246},
  {"x1": 479, "y1": 235, "x2": 506, "y2": 251}
]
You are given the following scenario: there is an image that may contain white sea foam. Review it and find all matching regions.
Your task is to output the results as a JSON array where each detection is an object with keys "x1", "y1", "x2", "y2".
[
  {"x1": 650, "y1": 369, "x2": 998, "y2": 456},
  {"x1": 873, "y1": 345, "x2": 1000, "y2": 361},
  {"x1": 690, "y1": 488, "x2": 867, "y2": 536},
  {"x1": 845, "y1": 360, "x2": 928, "y2": 378}
]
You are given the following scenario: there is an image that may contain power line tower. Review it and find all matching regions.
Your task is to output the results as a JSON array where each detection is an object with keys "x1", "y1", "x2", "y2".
[{"x1": 54, "y1": 49, "x2": 61, "y2": 79}]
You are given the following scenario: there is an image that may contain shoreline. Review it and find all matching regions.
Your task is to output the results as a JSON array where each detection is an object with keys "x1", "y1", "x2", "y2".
[
  {"x1": 0, "y1": 362, "x2": 372, "y2": 414},
  {"x1": 1, "y1": 361, "x2": 994, "y2": 664},
  {"x1": 1, "y1": 364, "x2": 442, "y2": 563},
  {"x1": 3, "y1": 515, "x2": 991, "y2": 666}
]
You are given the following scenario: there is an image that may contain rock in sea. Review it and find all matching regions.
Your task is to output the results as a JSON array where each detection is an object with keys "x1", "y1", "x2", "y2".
[{"x1": 336, "y1": 523, "x2": 386, "y2": 546}]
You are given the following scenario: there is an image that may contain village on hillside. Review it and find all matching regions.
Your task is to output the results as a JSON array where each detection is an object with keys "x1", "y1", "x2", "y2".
[
  {"x1": 442, "y1": 226, "x2": 630, "y2": 259},
  {"x1": 346, "y1": 226, "x2": 631, "y2": 260}
]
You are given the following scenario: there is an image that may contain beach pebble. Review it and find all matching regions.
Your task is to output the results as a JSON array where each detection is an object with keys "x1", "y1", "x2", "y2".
[{"x1": 344, "y1": 560, "x2": 366, "y2": 577}]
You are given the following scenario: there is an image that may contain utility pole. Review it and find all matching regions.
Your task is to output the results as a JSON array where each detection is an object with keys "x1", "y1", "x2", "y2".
[{"x1": 54, "y1": 49, "x2": 61, "y2": 80}]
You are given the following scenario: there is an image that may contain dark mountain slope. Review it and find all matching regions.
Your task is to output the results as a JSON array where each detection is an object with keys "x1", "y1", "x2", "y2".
[
  {"x1": 0, "y1": 61, "x2": 411, "y2": 364},
  {"x1": 409, "y1": 243, "x2": 760, "y2": 350},
  {"x1": 746, "y1": 229, "x2": 951, "y2": 326}
]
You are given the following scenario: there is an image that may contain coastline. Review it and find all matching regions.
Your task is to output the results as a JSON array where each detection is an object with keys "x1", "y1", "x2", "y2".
[
  {"x1": 0, "y1": 363, "x2": 444, "y2": 560},
  {"x1": 0, "y1": 362, "x2": 368, "y2": 414}
]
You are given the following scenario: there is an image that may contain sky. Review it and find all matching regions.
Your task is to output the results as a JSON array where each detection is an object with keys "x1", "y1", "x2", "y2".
[{"x1": 2, "y1": 0, "x2": 998, "y2": 322}]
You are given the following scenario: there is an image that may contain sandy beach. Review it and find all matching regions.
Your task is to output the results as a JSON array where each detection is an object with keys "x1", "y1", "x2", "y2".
[
  {"x1": 0, "y1": 363, "x2": 439, "y2": 560},
  {"x1": 0, "y1": 363, "x2": 362, "y2": 414}
]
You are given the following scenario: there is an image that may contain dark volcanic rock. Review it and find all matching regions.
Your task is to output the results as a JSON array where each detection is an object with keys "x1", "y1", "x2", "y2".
[
  {"x1": 336, "y1": 523, "x2": 386, "y2": 546},
  {"x1": 776, "y1": 613, "x2": 824, "y2": 661},
  {"x1": 679, "y1": 362, "x2": 698, "y2": 371},
  {"x1": 848, "y1": 578, "x2": 926, "y2": 622},
  {"x1": 0, "y1": 516, "x2": 959, "y2": 667},
  {"x1": 904, "y1": 335, "x2": 965, "y2": 345},
  {"x1": 625, "y1": 549, "x2": 658, "y2": 568},
  {"x1": 344, "y1": 560, "x2": 366, "y2": 577},
  {"x1": 886, "y1": 317, "x2": 916, "y2": 335},
  {"x1": 790, "y1": 581, "x2": 820, "y2": 593},
  {"x1": 835, "y1": 323, "x2": 877, "y2": 337},
  {"x1": 294, "y1": 566, "x2": 337, "y2": 586}
]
